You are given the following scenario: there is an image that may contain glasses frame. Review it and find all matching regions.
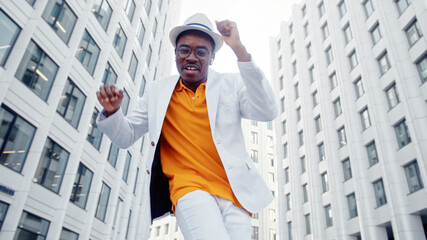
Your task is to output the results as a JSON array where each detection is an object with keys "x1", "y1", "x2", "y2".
[{"x1": 176, "y1": 45, "x2": 211, "y2": 60}]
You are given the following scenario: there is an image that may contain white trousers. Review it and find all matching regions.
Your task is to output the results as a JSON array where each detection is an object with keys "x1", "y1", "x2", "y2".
[{"x1": 175, "y1": 190, "x2": 252, "y2": 240}]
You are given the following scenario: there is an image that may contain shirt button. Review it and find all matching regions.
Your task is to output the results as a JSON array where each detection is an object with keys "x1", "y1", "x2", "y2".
[
  {"x1": 151, "y1": 141, "x2": 155, "y2": 146},
  {"x1": 192, "y1": 97, "x2": 195, "y2": 100},
  {"x1": 146, "y1": 169, "x2": 151, "y2": 174}
]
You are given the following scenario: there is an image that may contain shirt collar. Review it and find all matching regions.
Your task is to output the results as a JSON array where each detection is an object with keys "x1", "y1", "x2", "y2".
[{"x1": 176, "y1": 78, "x2": 207, "y2": 92}]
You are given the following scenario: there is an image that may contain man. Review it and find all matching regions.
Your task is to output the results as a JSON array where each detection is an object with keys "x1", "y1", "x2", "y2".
[{"x1": 96, "y1": 13, "x2": 277, "y2": 239}]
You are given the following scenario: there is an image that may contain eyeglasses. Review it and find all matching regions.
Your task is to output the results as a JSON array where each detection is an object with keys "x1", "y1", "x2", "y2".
[{"x1": 176, "y1": 46, "x2": 210, "y2": 60}]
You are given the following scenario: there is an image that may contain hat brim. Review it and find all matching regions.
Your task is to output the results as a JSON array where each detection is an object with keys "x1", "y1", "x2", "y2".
[{"x1": 169, "y1": 25, "x2": 224, "y2": 53}]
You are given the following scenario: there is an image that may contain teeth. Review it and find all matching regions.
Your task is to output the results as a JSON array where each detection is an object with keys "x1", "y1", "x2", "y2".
[{"x1": 185, "y1": 67, "x2": 197, "y2": 70}]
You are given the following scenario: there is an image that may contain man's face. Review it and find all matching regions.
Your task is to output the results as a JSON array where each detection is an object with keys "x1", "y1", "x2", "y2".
[{"x1": 175, "y1": 33, "x2": 214, "y2": 90}]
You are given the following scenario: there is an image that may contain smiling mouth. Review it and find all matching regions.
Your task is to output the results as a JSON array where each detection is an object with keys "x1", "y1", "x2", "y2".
[{"x1": 184, "y1": 66, "x2": 199, "y2": 71}]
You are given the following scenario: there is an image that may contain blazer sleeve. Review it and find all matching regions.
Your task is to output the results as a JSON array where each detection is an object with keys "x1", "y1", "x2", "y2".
[{"x1": 236, "y1": 59, "x2": 278, "y2": 121}]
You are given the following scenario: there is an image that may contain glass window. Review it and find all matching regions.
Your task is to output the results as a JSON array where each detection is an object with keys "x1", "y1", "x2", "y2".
[
  {"x1": 342, "y1": 158, "x2": 352, "y2": 181},
  {"x1": 296, "y1": 106, "x2": 301, "y2": 122},
  {"x1": 318, "y1": 1, "x2": 325, "y2": 18},
  {"x1": 102, "y1": 62, "x2": 117, "y2": 85},
  {"x1": 354, "y1": 77, "x2": 365, "y2": 98},
  {"x1": 92, "y1": 0, "x2": 113, "y2": 31},
  {"x1": 70, "y1": 162, "x2": 93, "y2": 209},
  {"x1": 286, "y1": 193, "x2": 291, "y2": 211},
  {"x1": 343, "y1": 24, "x2": 353, "y2": 44},
  {"x1": 370, "y1": 23, "x2": 382, "y2": 45},
  {"x1": 396, "y1": 0, "x2": 411, "y2": 15},
  {"x1": 283, "y1": 143, "x2": 288, "y2": 158},
  {"x1": 363, "y1": 0, "x2": 374, "y2": 18},
  {"x1": 122, "y1": 151, "x2": 131, "y2": 182},
  {"x1": 133, "y1": 167, "x2": 139, "y2": 194},
  {"x1": 250, "y1": 149, "x2": 258, "y2": 163},
  {"x1": 152, "y1": 18, "x2": 158, "y2": 38},
  {"x1": 394, "y1": 119, "x2": 411, "y2": 148},
  {"x1": 279, "y1": 76, "x2": 284, "y2": 90},
  {"x1": 278, "y1": 56, "x2": 283, "y2": 69},
  {"x1": 333, "y1": 98, "x2": 342, "y2": 117},
  {"x1": 405, "y1": 20, "x2": 422, "y2": 46},
  {"x1": 251, "y1": 131, "x2": 258, "y2": 144},
  {"x1": 113, "y1": 25, "x2": 127, "y2": 58},
  {"x1": 268, "y1": 153, "x2": 274, "y2": 167},
  {"x1": 34, "y1": 137, "x2": 69, "y2": 193},
  {"x1": 329, "y1": 72, "x2": 337, "y2": 90},
  {"x1": 145, "y1": 0, "x2": 152, "y2": 15},
  {"x1": 290, "y1": 41, "x2": 295, "y2": 54},
  {"x1": 326, "y1": 46, "x2": 333, "y2": 65},
  {"x1": 300, "y1": 156, "x2": 306, "y2": 174},
  {"x1": 404, "y1": 160, "x2": 424, "y2": 193},
  {"x1": 294, "y1": 82, "x2": 299, "y2": 99},
  {"x1": 321, "y1": 172, "x2": 329, "y2": 193},
  {"x1": 0, "y1": 201, "x2": 9, "y2": 230},
  {"x1": 76, "y1": 30, "x2": 100, "y2": 75},
  {"x1": 267, "y1": 121, "x2": 273, "y2": 130},
  {"x1": 306, "y1": 42, "x2": 312, "y2": 59},
  {"x1": 125, "y1": 210, "x2": 132, "y2": 238},
  {"x1": 347, "y1": 193, "x2": 358, "y2": 218},
  {"x1": 378, "y1": 52, "x2": 391, "y2": 75},
  {"x1": 60, "y1": 228, "x2": 78, "y2": 240},
  {"x1": 129, "y1": 52, "x2": 138, "y2": 81},
  {"x1": 373, "y1": 179, "x2": 387, "y2": 207},
  {"x1": 107, "y1": 143, "x2": 119, "y2": 167},
  {"x1": 318, "y1": 142, "x2": 325, "y2": 161},
  {"x1": 146, "y1": 45, "x2": 153, "y2": 67},
  {"x1": 289, "y1": 23, "x2": 293, "y2": 34},
  {"x1": 309, "y1": 66, "x2": 315, "y2": 83},
  {"x1": 303, "y1": 22, "x2": 309, "y2": 37},
  {"x1": 302, "y1": 183, "x2": 308, "y2": 202},
  {"x1": 312, "y1": 90, "x2": 319, "y2": 107},
  {"x1": 95, "y1": 182, "x2": 111, "y2": 221},
  {"x1": 292, "y1": 61, "x2": 297, "y2": 76},
  {"x1": 0, "y1": 10, "x2": 21, "y2": 66},
  {"x1": 124, "y1": 0, "x2": 136, "y2": 22},
  {"x1": 360, "y1": 107, "x2": 371, "y2": 130},
  {"x1": 15, "y1": 40, "x2": 58, "y2": 101},
  {"x1": 315, "y1": 115, "x2": 321, "y2": 133},
  {"x1": 13, "y1": 211, "x2": 50, "y2": 240},
  {"x1": 137, "y1": 20, "x2": 146, "y2": 46},
  {"x1": 0, "y1": 105, "x2": 36, "y2": 173},
  {"x1": 349, "y1": 51, "x2": 358, "y2": 69},
  {"x1": 338, "y1": 0, "x2": 347, "y2": 18},
  {"x1": 338, "y1": 127, "x2": 347, "y2": 147},
  {"x1": 321, "y1": 23, "x2": 329, "y2": 40},
  {"x1": 288, "y1": 221, "x2": 292, "y2": 240},
  {"x1": 268, "y1": 173, "x2": 275, "y2": 184},
  {"x1": 281, "y1": 97, "x2": 285, "y2": 113},
  {"x1": 269, "y1": 229, "x2": 276, "y2": 240},
  {"x1": 298, "y1": 130, "x2": 304, "y2": 147},
  {"x1": 26, "y1": 0, "x2": 36, "y2": 6},
  {"x1": 57, "y1": 78, "x2": 86, "y2": 128},
  {"x1": 139, "y1": 75, "x2": 146, "y2": 97},
  {"x1": 416, "y1": 53, "x2": 427, "y2": 83},
  {"x1": 121, "y1": 89, "x2": 130, "y2": 115},
  {"x1": 252, "y1": 226, "x2": 259, "y2": 240},
  {"x1": 366, "y1": 141, "x2": 379, "y2": 166},
  {"x1": 385, "y1": 83, "x2": 400, "y2": 109},
  {"x1": 42, "y1": 0, "x2": 77, "y2": 43},
  {"x1": 285, "y1": 167, "x2": 289, "y2": 183},
  {"x1": 324, "y1": 204, "x2": 333, "y2": 227},
  {"x1": 87, "y1": 108, "x2": 103, "y2": 150},
  {"x1": 302, "y1": 5, "x2": 307, "y2": 17},
  {"x1": 305, "y1": 214, "x2": 311, "y2": 235}
]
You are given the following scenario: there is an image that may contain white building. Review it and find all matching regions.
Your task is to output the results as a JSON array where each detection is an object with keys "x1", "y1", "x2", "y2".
[
  {"x1": 270, "y1": 0, "x2": 427, "y2": 239},
  {"x1": 0, "y1": 0, "x2": 181, "y2": 239}
]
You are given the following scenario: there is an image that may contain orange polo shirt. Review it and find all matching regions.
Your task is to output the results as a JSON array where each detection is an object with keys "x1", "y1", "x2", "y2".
[{"x1": 160, "y1": 79, "x2": 243, "y2": 212}]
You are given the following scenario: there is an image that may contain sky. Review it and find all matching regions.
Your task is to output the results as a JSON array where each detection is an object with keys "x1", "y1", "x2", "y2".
[{"x1": 173, "y1": 0, "x2": 302, "y2": 77}]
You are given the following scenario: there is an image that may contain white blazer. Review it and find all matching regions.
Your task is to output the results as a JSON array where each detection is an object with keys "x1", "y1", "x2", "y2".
[{"x1": 97, "y1": 60, "x2": 278, "y2": 221}]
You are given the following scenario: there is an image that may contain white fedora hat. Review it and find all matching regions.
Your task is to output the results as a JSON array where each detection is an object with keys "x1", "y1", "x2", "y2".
[{"x1": 169, "y1": 13, "x2": 223, "y2": 53}]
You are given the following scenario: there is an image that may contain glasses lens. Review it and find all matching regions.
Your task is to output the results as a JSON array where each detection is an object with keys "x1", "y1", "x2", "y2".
[
  {"x1": 195, "y1": 49, "x2": 209, "y2": 59},
  {"x1": 178, "y1": 47, "x2": 191, "y2": 57}
]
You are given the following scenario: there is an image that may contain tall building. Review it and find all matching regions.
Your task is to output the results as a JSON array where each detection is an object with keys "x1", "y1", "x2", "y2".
[
  {"x1": 0, "y1": 0, "x2": 181, "y2": 239},
  {"x1": 270, "y1": 0, "x2": 427, "y2": 239}
]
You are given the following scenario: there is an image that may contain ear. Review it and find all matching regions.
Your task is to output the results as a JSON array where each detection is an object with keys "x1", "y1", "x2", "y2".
[{"x1": 210, "y1": 54, "x2": 215, "y2": 65}]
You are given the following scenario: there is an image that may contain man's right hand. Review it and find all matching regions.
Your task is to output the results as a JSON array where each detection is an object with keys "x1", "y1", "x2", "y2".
[{"x1": 96, "y1": 85, "x2": 124, "y2": 117}]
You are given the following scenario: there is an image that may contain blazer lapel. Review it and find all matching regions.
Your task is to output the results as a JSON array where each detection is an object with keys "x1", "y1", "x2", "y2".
[
  {"x1": 154, "y1": 76, "x2": 180, "y2": 136},
  {"x1": 206, "y1": 69, "x2": 220, "y2": 135}
]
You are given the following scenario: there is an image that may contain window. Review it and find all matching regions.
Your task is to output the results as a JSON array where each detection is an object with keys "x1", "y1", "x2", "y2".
[
  {"x1": 354, "y1": 77, "x2": 365, "y2": 98},
  {"x1": 303, "y1": 23, "x2": 309, "y2": 37},
  {"x1": 70, "y1": 162, "x2": 93, "y2": 209},
  {"x1": 309, "y1": 66, "x2": 315, "y2": 83},
  {"x1": 312, "y1": 90, "x2": 319, "y2": 106},
  {"x1": 268, "y1": 173, "x2": 275, "y2": 184},
  {"x1": 294, "y1": 82, "x2": 299, "y2": 99},
  {"x1": 0, "y1": 105, "x2": 36, "y2": 173},
  {"x1": 139, "y1": 75, "x2": 147, "y2": 97},
  {"x1": 329, "y1": 72, "x2": 338, "y2": 90},
  {"x1": 252, "y1": 226, "x2": 259, "y2": 240},
  {"x1": 325, "y1": 46, "x2": 333, "y2": 65},
  {"x1": 302, "y1": 5, "x2": 307, "y2": 17},
  {"x1": 366, "y1": 141, "x2": 379, "y2": 166},
  {"x1": 251, "y1": 120, "x2": 258, "y2": 126},
  {"x1": 269, "y1": 229, "x2": 276, "y2": 240},
  {"x1": 318, "y1": 142, "x2": 325, "y2": 161},
  {"x1": 137, "y1": 20, "x2": 146, "y2": 46},
  {"x1": 34, "y1": 137, "x2": 69, "y2": 193},
  {"x1": 95, "y1": 182, "x2": 111, "y2": 221},
  {"x1": 282, "y1": 120, "x2": 287, "y2": 135},
  {"x1": 126, "y1": 210, "x2": 132, "y2": 238},
  {"x1": 128, "y1": 52, "x2": 138, "y2": 81},
  {"x1": 306, "y1": 43, "x2": 312, "y2": 59},
  {"x1": 416, "y1": 53, "x2": 427, "y2": 83},
  {"x1": 279, "y1": 76, "x2": 284, "y2": 90},
  {"x1": 318, "y1": 1, "x2": 325, "y2": 18},
  {"x1": 15, "y1": 40, "x2": 58, "y2": 100},
  {"x1": 385, "y1": 83, "x2": 400, "y2": 109},
  {"x1": 288, "y1": 221, "x2": 292, "y2": 240},
  {"x1": 343, "y1": 24, "x2": 353, "y2": 44},
  {"x1": 321, "y1": 172, "x2": 329, "y2": 193},
  {"x1": 302, "y1": 183, "x2": 308, "y2": 202},
  {"x1": 145, "y1": 0, "x2": 152, "y2": 15},
  {"x1": 267, "y1": 121, "x2": 273, "y2": 130},
  {"x1": 285, "y1": 167, "x2": 289, "y2": 183},
  {"x1": 305, "y1": 214, "x2": 311, "y2": 235},
  {"x1": 42, "y1": 0, "x2": 77, "y2": 43},
  {"x1": 298, "y1": 130, "x2": 304, "y2": 146},
  {"x1": 370, "y1": 23, "x2": 382, "y2": 45},
  {"x1": 325, "y1": 204, "x2": 333, "y2": 227},
  {"x1": 124, "y1": 0, "x2": 136, "y2": 22},
  {"x1": 152, "y1": 18, "x2": 158, "y2": 38},
  {"x1": 315, "y1": 115, "x2": 321, "y2": 133},
  {"x1": 0, "y1": 10, "x2": 21, "y2": 66},
  {"x1": 338, "y1": 127, "x2": 347, "y2": 147},
  {"x1": 283, "y1": 143, "x2": 288, "y2": 158},
  {"x1": 338, "y1": 1, "x2": 347, "y2": 18},
  {"x1": 87, "y1": 108, "x2": 103, "y2": 150},
  {"x1": 349, "y1": 50, "x2": 358, "y2": 69},
  {"x1": 347, "y1": 193, "x2": 358, "y2": 218},
  {"x1": 378, "y1": 52, "x2": 391, "y2": 75},
  {"x1": 333, "y1": 98, "x2": 342, "y2": 117},
  {"x1": 113, "y1": 25, "x2": 127, "y2": 58},
  {"x1": 360, "y1": 107, "x2": 371, "y2": 130},
  {"x1": 146, "y1": 45, "x2": 153, "y2": 66},
  {"x1": 57, "y1": 78, "x2": 86, "y2": 128},
  {"x1": 0, "y1": 201, "x2": 9, "y2": 230},
  {"x1": 300, "y1": 156, "x2": 306, "y2": 174},
  {"x1": 92, "y1": 0, "x2": 112, "y2": 31},
  {"x1": 286, "y1": 193, "x2": 291, "y2": 211},
  {"x1": 394, "y1": 119, "x2": 411, "y2": 148},
  {"x1": 268, "y1": 154, "x2": 274, "y2": 166},
  {"x1": 363, "y1": 0, "x2": 374, "y2": 18},
  {"x1": 290, "y1": 40, "x2": 295, "y2": 54},
  {"x1": 277, "y1": 39, "x2": 281, "y2": 50},
  {"x1": 14, "y1": 211, "x2": 50, "y2": 240},
  {"x1": 289, "y1": 23, "x2": 293, "y2": 34},
  {"x1": 296, "y1": 107, "x2": 301, "y2": 122},
  {"x1": 278, "y1": 56, "x2": 283, "y2": 70},
  {"x1": 268, "y1": 136, "x2": 274, "y2": 148},
  {"x1": 395, "y1": 0, "x2": 411, "y2": 15},
  {"x1": 133, "y1": 167, "x2": 139, "y2": 194},
  {"x1": 26, "y1": 0, "x2": 36, "y2": 5},
  {"x1": 121, "y1": 89, "x2": 130, "y2": 115},
  {"x1": 102, "y1": 62, "x2": 117, "y2": 85},
  {"x1": 60, "y1": 228, "x2": 78, "y2": 240},
  {"x1": 342, "y1": 158, "x2": 352, "y2": 181},
  {"x1": 251, "y1": 131, "x2": 258, "y2": 144},
  {"x1": 107, "y1": 143, "x2": 119, "y2": 167},
  {"x1": 76, "y1": 30, "x2": 100, "y2": 75},
  {"x1": 292, "y1": 61, "x2": 297, "y2": 76},
  {"x1": 250, "y1": 148, "x2": 257, "y2": 162},
  {"x1": 373, "y1": 179, "x2": 387, "y2": 207},
  {"x1": 321, "y1": 23, "x2": 329, "y2": 40},
  {"x1": 404, "y1": 160, "x2": 424, "y2": 193}
]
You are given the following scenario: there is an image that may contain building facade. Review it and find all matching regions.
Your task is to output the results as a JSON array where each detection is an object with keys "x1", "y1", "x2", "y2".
[
  {"x1": 271, "y1": 0, "x2": 427, "y2": 239},
  {"x1": 0, "y1": 0, "x2": 181, "y2": 239}
]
